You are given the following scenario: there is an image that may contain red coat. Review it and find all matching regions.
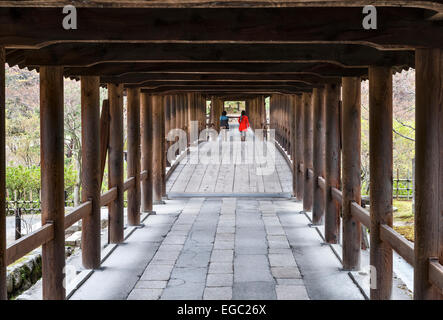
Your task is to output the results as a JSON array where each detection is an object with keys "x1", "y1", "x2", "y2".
[{"x1": 238, "y1": 115, "x2": 250, "y2": 132}]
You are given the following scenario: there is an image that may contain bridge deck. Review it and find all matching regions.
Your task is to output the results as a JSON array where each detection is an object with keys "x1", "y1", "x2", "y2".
[{"x1": 61, "y1": 128, "x2": 366, "y2": 300}]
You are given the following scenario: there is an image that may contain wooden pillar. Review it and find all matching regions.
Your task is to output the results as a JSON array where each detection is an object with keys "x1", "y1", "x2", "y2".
[
  {"x1": 0, "y1": 47, "x2": 6, "y2": 300},
  {"x1": 161, "y1": 96, "x2": 167, "y2": 197},
  {"x1": 294, "y1": 94, "x2": 304, "y2": 200},
  {"x1": 213, "y1": 97, "x2": 222, "y2": 132},
  {"x1": 324, "y1": 83, "x2": 341, "y2": 243},
  {"x1": 369, "y1": 66, "x2": 393, "y2": 300},
  {"x1": 108, "y1": 83, "x2": 124, "y2": 243},
  {"x1": 341, "y1": 77, "x2": 362, "y2": 271},
  {"x1": 127, "y1": 88, "x2": 141, "y2": 226},
  {"x1": 40, "y1": 66, "x2": 65, "y2": 300},
  {"x1": 141, "y1": 93, "x2": 154, "y2": 213},
  {"x1": 187, "y1": 93, "x2": 194, "y2": 146},
  {"x1": 303, "y1": 92, "x2": 313, "y2": 211},
  {"x1": 312, "y1": 88, "x2": 325, "y2": 225},
  {"x1": 290, "y1": 95, "x2": 297, "y2": 196},
  {"x1": 152, "y1": 95, "x2": 164, "y2": 203},
  {"x1": 165, "y1": 96, "x2": 171, "y2": 167},
  {"x1": 414, "y1": 48, "x2": 443, "y2": 300},
  {"x1": 80, "y1": 76, "x2": 101, "y2": 269}
]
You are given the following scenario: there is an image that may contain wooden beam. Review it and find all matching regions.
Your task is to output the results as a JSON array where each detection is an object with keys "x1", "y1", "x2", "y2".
[
  {"x1": 369, "y1": 66, "x2": 393, "y2": 300},
  {"x1": 341, "y1": 76, "x2": 362, "y2": 271},
  {"x1": 0, "y1": 7, "x2": 441, "y2": 49},
  {"x1": 303, "y1": 92, "x2": 313, "y2": 212},
  {"x1": 80, "y1": 76, "x2": 101, "y2": 269},
  {"x1": 0, "y1": 1, "x2": 442, "y2": 12},
  {"x1": 127, "y1": 87, "x2": 141, "y2": 226},
  {"x1": 141, "y1": 93, "x2": 154, "y2": 213},
  {"x1": 40, "y1": 66, "x2": 65, "y2": 300},
  {"x1": 312, "y1": 88, "x2": 325, "y2": 225},
  {"x1": 65, "y1": 62, "x2": 367, "y2": 78},
  {"x1": 0, "y1": 46, "x2": 5, "y2": 300},
  {"x1": 7, "y1": 43, "x2": 414, "y2": 68},
  {"x1": 294, "y1": 94, "x2": 304, "y2": 201},
  {"x1": 108, "y1": 83, "x2": 124, "y2": 243},
  {"x1": 414, "y1": 48, "x2": 443, "y2": 300},
  {"x1": 141, "y1": 86, "x2": 308, "y2": 96},
  {"x1": 102, "y1": 73, "x2": 341, "y2": 85},
  {"x1": 324, "y1": 83, "x2": 341, "y2": 244}
]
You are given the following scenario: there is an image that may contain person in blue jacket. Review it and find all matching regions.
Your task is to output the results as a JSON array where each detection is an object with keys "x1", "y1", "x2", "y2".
[{"x1": 220, "y1": 111, "x2": 229, "y2": 141}]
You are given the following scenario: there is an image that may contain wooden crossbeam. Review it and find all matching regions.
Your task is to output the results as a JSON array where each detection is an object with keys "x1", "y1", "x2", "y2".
[
  {"x1": 101, "y1": 73, "x2": 342, "y2": 85},
  {"x1": 62, "y1": 62, "x2": 368, "y2": 78},
  {"x1": 5, "y1": 43, "x2": 414, "y2": 68},
  {"x1": 0, "y1": 0, "x2": 442, "y2": 12},
  {"x1": 0, "y1": 7, "x2": 441, "y2": 49}
]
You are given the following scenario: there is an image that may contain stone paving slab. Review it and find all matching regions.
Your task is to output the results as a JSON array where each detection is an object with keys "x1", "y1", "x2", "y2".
[{"x1": 70, "y1": 197, "x2": 366, "y2": 300}]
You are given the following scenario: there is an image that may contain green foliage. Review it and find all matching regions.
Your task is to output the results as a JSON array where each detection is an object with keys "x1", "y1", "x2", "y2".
[
  {"x1": 6, "y1": 164, "x2": 79, "y2": 203},
  {"x1": 6, "y1": 165, "x2": 40, "y2": 199}
]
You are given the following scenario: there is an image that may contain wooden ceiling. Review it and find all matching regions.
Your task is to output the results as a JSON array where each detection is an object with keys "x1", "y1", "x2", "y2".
[{"x1": 1, "y1": 2, "x2": 441, "y2": 95}]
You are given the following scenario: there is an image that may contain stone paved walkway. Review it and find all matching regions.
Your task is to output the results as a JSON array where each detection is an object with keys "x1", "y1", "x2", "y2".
[
  {"x1": 69, "y1": 196, "x2": 365, "y2": 300},
  {"x1": 126, "y1": 198, "x2": 308, "y2": 300}
]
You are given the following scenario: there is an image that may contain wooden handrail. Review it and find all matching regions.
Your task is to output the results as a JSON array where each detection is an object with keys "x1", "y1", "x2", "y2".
[
  {"x1": 123, "y1": 176, "x2": 135, "y2": 191},
  {"x1": 299, "y1": 163, "x2": 304, "y2": 173},
  {"x1": 380, "y1": 224, "x2": 415, "y2": 266},
  {"x1": 331, "y1": 187, "x2": 343, "y2": 205},
  {"x1": 429, "y1": 259, "x2": 443, "y2": 294},
  {"x1": 6, "y1": 223, "x2": 54, "y2": 266},
  {"x1": 100, "y1": 187, "x2": 118, "y2": 207},
  {"x1": 140, "y1": 170, "x2": 148, "y2": 181},
  {"x1": 318, "y1": 176, "x2": 326, "y2": 191},
  {"x1": 64, "y1": 201, "x2": 92, "y2": 229},
  {"x1": 307, "y1": 168, "x2": 314, "y2": 179},
  {"x1": 350, "y1": 202, "x2": 370, "y2": 228}
]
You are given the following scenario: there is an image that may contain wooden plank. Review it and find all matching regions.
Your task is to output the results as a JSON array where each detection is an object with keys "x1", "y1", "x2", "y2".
[
  {"x1": 124, "y1": 177, "x2": 136, "y2": 191},
  {"x1": 429, "y1": 260, "x2": 443, "y2": 295},
  {"x1": 199, "y1": 164, "x2": 220, "y2": 193},
  {"x1": 380, "y1": 224, "x2": 414, "y2": 267},
  {"x1": 3, "y1": 7, "x2": 443, "y2": 51},
  {"x1": 185, "y1": 163, "x2": 208, "y2": 193},
  {"x1": 10, "y1": 43, "x2": 415, "y2": 68},
  {"x1": 318, "y1": 176, "x2": 326, "y2": 191},
  {"x1": 65, "y1": 201, "x2": 92, "y2": 230},
  {"x1": 350, "y1": 202, "x2": 370, "y2": 229},
  {"x1": 100, "y1": 187, "x2": 118, "y2": 207},
  {"x1": 6, "y1": 223, "x2": 54, "y2": 266},
  {"x1": 331, "y1": 188, "x2": 343, "y2": 205},
  {"x1": 40, "y1": 66, "x2": 65, "y2": 300}
]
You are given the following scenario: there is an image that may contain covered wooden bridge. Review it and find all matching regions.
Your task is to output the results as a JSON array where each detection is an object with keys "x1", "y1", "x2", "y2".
[{"x1": 0, "y1": 1, "x2": 442, "y2": 300}]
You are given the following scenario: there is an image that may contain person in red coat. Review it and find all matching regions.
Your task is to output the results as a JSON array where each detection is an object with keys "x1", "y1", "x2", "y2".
[{"x1": 238, "y1": 110, "x2": 250, "y2": 141}]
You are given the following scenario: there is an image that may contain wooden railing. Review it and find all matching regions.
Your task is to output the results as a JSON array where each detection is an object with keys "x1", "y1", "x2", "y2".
[
  {"x1": 275, "y1": 141, "x2": 443, "y2": 296},
  {"x1": 5, "y1": 173, "x2": 144, "y2": 268}
]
